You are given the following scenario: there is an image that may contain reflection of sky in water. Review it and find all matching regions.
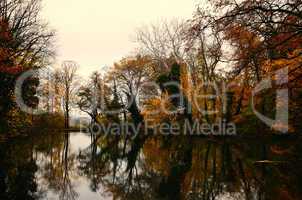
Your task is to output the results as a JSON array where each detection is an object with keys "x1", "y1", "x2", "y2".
[
  {"x1": 38, "y1": 132, "x2": 111, "y2": 200},
  {"x1": 70, "y1": 132, "x2": 91, "y2": 153}
]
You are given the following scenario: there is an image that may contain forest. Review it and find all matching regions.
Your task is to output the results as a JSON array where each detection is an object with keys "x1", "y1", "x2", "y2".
[{"x1": 0, "y1": 0, "x2": 302, "y2": 200}]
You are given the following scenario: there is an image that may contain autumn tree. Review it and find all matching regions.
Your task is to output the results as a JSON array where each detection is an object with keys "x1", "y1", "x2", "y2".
[
  {"x1": 106, "y1": 55, "x2": 156, "y2": 125},
  {"x1": 0, "y1": 0, "x2": 55, "y2": 133},
  {"x1": 192, "y1": 0, "x2": 302, "y2": 80},
  {"x1": 39, "y1": 67, "x2": 64, "y2": 114},
  {"x1": 190, "y1": 0, "x2": 302, "y2": 131}
]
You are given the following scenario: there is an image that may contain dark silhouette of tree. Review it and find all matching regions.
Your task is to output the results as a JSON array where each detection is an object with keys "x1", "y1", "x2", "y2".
[{"x1": 59, "y1": 61, "x2": 78, "y2": 129}]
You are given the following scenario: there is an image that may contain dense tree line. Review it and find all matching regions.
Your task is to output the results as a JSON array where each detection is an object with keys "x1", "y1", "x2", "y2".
[{"x1": 1, "y1": 0, "x2": 301, "y2": 135}]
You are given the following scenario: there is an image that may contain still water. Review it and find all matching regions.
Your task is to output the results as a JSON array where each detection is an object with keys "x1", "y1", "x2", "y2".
[{"x1": 0, "y1": 132, "x2": 301, "y2": 200}]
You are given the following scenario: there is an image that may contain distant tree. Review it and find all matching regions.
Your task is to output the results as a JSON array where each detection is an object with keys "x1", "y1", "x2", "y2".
[
  {"x1": 77, "y1": 71, "x2": 104, "y2": 123},
  {"x1": 59, "y1": 61, "x2": 78, "y2": 129}
]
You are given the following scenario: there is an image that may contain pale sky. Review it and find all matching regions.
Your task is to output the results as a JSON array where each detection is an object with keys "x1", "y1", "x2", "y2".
[{"x1": 42, "y1": 0, "x2": 198, "y2": 77}]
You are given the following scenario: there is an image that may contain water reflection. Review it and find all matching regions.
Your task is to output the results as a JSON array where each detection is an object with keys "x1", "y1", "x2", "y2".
[{"x1": 0, "y1": 132, "x2": 301, "y2": 200}]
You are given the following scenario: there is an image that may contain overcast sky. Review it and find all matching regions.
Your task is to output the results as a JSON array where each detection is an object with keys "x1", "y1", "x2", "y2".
[{"x1": 42, "y1": 0, "x2": 198, "y2": 77}]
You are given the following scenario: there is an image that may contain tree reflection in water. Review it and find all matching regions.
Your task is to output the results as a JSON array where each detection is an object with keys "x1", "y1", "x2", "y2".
[
  {"x1": 0, "y1": 135, "x2": 43, "y2": 200},
  {"x1": 78, "y1": 134, "x2": 302, "y2": 200},
  {"x1": 0, "y1": 132, "x2": 301, "y2": 200},
  {"x1": 0, "y1": 132, "x2": 80, "y2": 200},
  {"x1": 38, "y1": 132, "x2": 78, "y2": 200}
]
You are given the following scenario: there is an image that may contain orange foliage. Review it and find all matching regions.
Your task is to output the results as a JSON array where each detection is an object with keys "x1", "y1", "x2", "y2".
[
  {"x1": 142, "y1": 92, "x2": 174, "y2": 125},
  {"x1": 223, "y1": 25, "x2": 262, "y2": 62}
]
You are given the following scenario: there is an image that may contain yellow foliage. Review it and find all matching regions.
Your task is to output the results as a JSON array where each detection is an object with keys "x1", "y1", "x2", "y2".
[{"x1": 142, "y1": 92, "x2": 174, "y2": 126}]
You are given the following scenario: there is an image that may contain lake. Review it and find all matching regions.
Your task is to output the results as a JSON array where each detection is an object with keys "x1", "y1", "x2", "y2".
[{"x1": 0, "y1": 131, "x2": 301, "y2": 200}]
